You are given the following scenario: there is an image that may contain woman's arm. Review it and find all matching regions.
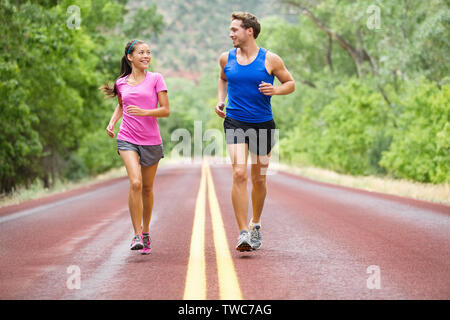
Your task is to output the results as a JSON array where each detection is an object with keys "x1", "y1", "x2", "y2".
[
  {"x1": 106, "y1": 98, "x2": 123, "y2": 138},
  {"x1": 126, "y1": 91, "x2": 170, "y2": 118},
  {"x1": 109, "y1": 103, "x2": 123, "y2": 125}
]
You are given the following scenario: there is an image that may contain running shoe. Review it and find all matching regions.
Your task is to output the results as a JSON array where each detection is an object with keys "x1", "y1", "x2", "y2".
[
  {"x1": 236, "y1": 231, "x2": 252, "y2": 252},
  {"x1": 249, "y1": 224, "x2": 262, "y2": 250},
  {"x1": 139, "y1": 233, "x2": 151, "y2": 255},
  {"x1": 130, "y1": 234, "x2": 143, "y2": 250}
]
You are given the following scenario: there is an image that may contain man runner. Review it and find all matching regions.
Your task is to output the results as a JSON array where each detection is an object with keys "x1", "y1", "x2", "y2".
[{"x1": 215, "y1": 12, "x2": 295, "y2": 251}]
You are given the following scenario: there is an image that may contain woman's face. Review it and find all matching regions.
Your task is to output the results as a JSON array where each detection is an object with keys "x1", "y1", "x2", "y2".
[{"x1": 128, "y1": 43, "x2": 151, "y2": 70}]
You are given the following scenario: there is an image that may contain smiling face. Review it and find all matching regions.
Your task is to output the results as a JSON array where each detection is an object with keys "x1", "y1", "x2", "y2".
[
  {"x1": 127, "y1": 43, "x2": 151, "y2": 70},
  {"x1": 229, "y1": 19, "x2": 253, "y2": 48}
]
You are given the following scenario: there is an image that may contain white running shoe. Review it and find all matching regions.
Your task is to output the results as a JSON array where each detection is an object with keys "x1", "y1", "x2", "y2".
[
  {"x1": 249, "y1": 224, "x2": 262, "y2": 250},
  {"x1": 236, "y1": 232, "x2": 252, "y2": 252}
]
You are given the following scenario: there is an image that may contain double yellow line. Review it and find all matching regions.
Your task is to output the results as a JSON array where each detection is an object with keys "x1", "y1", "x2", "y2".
[{"x1": 183, "y1": 160, "x2": 242, "y2": 300}]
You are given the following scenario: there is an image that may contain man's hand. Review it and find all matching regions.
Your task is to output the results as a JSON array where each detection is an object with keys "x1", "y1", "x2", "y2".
[
  {"x1": 127, "y1": 105, "x2": 148, "y2": 117},
  {"x1": 215, "y1": 102, "x2": 226, "y2": 118},
  {"x1": 258, "y1": 81, "x2": 277, "y2": 96}
]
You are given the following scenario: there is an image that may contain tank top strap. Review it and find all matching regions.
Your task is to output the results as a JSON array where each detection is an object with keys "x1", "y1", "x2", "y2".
[
  {"x1": 228, "y1": 48, "x2": 237, "y2": 62},
  {"x1": 257, "y1": 47, "x2": 268, "y2": 63}
]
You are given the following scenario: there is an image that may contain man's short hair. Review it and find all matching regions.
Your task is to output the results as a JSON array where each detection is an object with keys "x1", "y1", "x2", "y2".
[{"x1": 231, "y1": 12, "x2": 261, "y2": 39}]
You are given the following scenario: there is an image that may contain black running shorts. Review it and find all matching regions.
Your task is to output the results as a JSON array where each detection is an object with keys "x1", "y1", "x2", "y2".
[{"x1": 223, "y1": 116, "x2": 276, "y2": 156}]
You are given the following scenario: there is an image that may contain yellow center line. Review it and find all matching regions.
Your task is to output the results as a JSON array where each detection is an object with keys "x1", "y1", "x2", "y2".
[
  {"x1": 183, "y1": 162, "x2": 207, "y2": 300},
  {"x1": 183, "y1": 160, "x2": 242, "y2": 300},
  {"x1": 205, "y1": 161, "x2": 243, "y2": 300}
]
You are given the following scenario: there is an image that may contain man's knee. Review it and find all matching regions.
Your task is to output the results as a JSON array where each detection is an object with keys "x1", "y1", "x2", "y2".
[
  {"x1": 233, "y1": 167, "x2": 248, "y2": 183},
  {"x1": 251, "y1": 174, "x2": 266, "y2": 188}
]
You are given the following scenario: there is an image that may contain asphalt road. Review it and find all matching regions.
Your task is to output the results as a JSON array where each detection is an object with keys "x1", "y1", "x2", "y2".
[{"x1": 0, "y1": 161, "x2": 449, "y2": 300}]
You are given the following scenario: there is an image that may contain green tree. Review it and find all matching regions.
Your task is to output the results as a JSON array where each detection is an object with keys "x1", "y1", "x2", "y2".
[{"x1": 0, "y1": 0, "x2": 165, "y2": 192}]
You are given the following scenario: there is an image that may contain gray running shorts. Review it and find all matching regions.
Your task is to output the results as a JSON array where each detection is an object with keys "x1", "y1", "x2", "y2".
[{"x1": 117, "y1": 139, "x2": 164, "y2": 167}]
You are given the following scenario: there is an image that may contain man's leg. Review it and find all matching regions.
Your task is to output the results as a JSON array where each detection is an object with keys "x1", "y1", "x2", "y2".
[
  {"x1": 250, "y1": 152, "x2": 271, "y2": 225},
  {"x1": 227, "y1": 143, "x2": 249, "y2": 232},
  {"x1": 247, "y1": 151, "x2": 271, "y2": 250}
]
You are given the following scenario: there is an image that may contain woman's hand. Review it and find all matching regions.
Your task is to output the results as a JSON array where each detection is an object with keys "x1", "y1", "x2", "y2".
[
  {"x1": 106, "y1": 123, "x2": 115, "y2": 138},
  {"x1": 127, "y1": 105, "x2": 148, "y2": 117}
]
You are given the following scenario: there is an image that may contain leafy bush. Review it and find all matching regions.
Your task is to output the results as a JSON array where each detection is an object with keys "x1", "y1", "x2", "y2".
[
  {"x1": 380, "y1": 79, "x2": 450, "y2": 183},
  {"x1": 77, "y1": 128, "x2": 123, "y2": 176}
]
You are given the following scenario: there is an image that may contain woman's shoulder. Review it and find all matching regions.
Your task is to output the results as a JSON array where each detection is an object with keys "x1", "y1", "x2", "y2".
[
  {"x1": 148, "y1": 71, "x2": 164, "y2": 80},
  {"x1": 115, "y1": 75, "x2": 128, "y2": 87},
  {"x1": 148, "y1": 72, "x2": 167, "y2": 92}
]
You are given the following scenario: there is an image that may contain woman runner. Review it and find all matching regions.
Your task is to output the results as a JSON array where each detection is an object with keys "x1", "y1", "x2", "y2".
[{"x1": 101, "y1": 39, "x2": 170, "y2": 255}]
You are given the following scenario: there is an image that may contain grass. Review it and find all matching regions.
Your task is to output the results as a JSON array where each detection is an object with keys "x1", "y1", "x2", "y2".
[
  {"x1": 0, "y1": 166, "x2": 128, "y2": 208},
  {"x1": 275, "y1": 163, "x2": 450, "y2": 205},
  {"x1": 0, "y1": 157, "x2": 177, "y2": 208}
]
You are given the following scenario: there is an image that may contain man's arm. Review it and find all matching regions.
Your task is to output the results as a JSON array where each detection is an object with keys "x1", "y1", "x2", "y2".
[
  {"x1": 215, "y1": 52, "x2": 228, "y2": 118},
  {"x1": 259, "y1": 52, "x2": 295, "y2": 96}
]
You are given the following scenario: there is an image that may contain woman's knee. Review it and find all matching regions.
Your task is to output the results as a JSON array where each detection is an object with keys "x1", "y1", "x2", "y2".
[
  {"x1": 142, "y1": 184, "x2": 153, "y2": 195},
  {"x1": 130, "y1": 179, "x2": 142, "y2": 192}
]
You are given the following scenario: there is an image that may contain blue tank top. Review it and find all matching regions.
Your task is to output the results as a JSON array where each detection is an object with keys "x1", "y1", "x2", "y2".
[{"x1": 224, "y1": 47, "x2": 274, "y2": 123}]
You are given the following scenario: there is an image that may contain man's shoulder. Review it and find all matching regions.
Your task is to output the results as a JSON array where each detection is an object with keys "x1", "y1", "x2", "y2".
[
  {"x1": 219, "y1": 51, "x2": 230, "y2": 58},
  {"x1": 219, "y1": 51, "x2": 231, "y2": 67},
  {"x1": 265, "y1": 51, "x2": 285, "y2": 69},
  {"x1": 265, "y1": 50, "x2": 282, "y2": 62}
]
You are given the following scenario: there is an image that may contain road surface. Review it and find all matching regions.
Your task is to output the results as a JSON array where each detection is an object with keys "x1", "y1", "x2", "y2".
[{"x1": 0, "y1": 161, "x2": 449, "y2": 300}]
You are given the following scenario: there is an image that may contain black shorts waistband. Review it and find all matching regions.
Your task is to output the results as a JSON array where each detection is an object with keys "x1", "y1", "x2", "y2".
[{"x1": 224, "y1": 116, "x2": 276, "y2": 129}]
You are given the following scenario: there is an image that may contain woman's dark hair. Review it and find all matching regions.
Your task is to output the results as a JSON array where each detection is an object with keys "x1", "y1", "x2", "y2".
[{"x1": 100, "y1": 39, "x2": 145, "y2": 98}]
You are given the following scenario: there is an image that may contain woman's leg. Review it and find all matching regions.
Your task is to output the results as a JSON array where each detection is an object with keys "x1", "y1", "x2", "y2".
[
  {"x1": 119, "y1": 150, "x2": 143, "y2": 236},
  {"x1": 141, "y1": 161, "x2": 159, "y2": 234}
]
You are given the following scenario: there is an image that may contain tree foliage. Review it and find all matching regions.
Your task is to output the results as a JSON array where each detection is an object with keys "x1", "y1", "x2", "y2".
[
  {"x1": 1, "y1": 0, "x2": 448, "y2": 195},
  {"x1": 0, "y1": 0, "x2": 164, "y2": 193},
  {"x1": 259, "y1": 0, "x2": 449, "y2": 183}
]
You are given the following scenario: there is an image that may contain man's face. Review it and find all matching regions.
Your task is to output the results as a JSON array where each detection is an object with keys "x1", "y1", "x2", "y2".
[{"x1": 229, "y1": 19, "x2": 252, "y2": 48}]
